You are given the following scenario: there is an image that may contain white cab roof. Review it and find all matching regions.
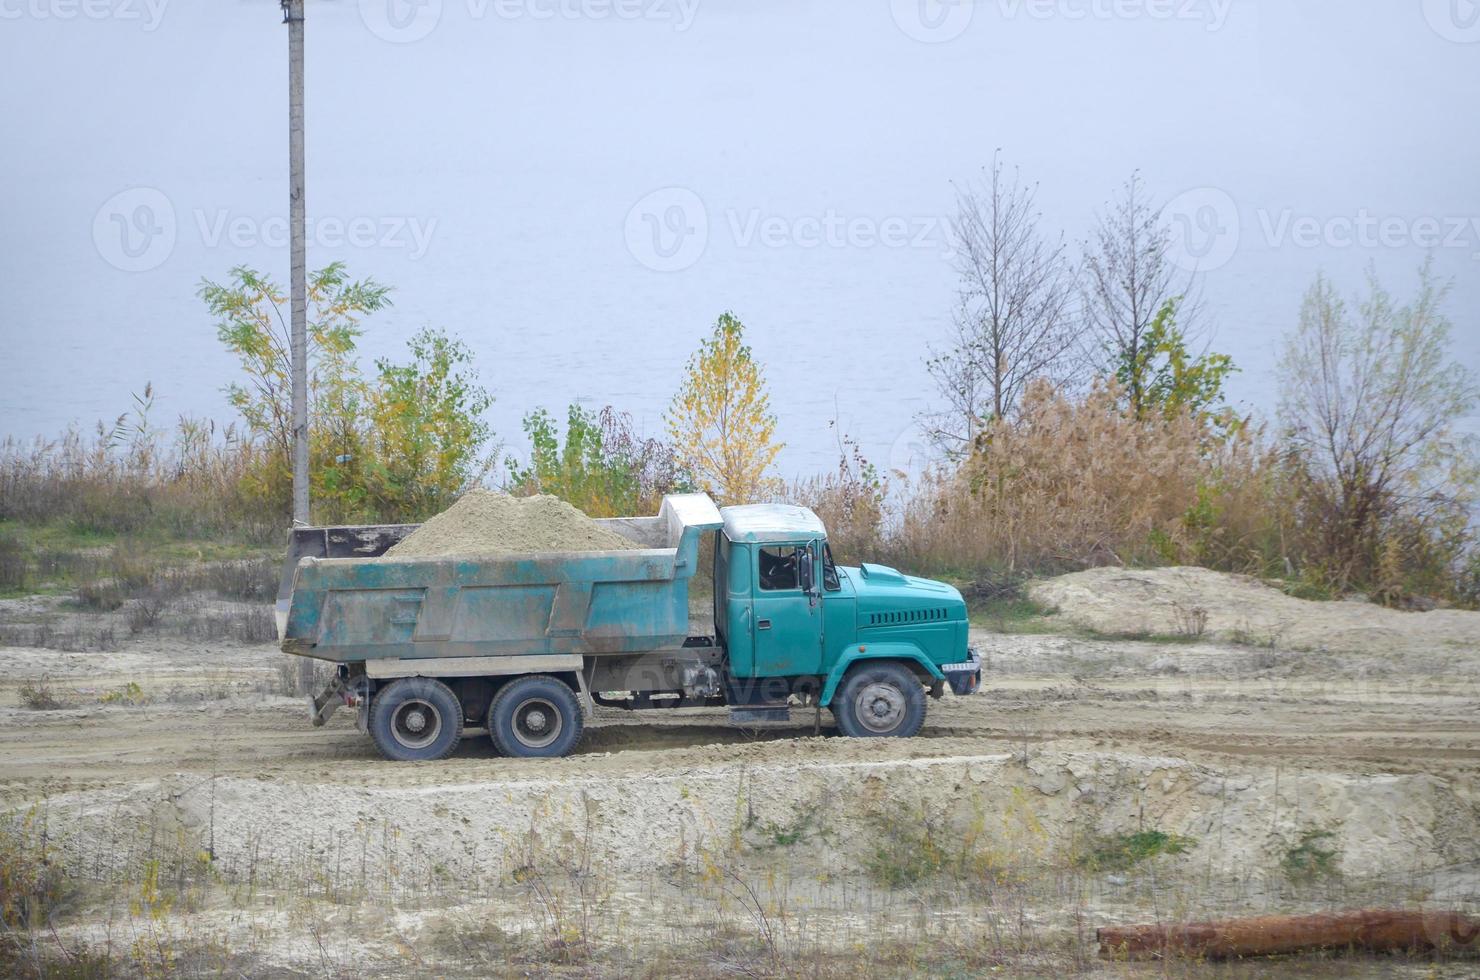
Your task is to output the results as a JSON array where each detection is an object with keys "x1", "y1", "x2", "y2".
[{"x1": 720, "y1": 504, "x2": 826, "y2": 544}]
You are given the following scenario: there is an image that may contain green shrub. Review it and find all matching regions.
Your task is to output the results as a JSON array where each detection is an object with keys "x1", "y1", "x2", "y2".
[
  {"x1": 1282, "y1": 828, "x2": 1340, "y2": 882},
  {"x1": 1075, "y1": 829, "x2": 1196, "y2": 871}
]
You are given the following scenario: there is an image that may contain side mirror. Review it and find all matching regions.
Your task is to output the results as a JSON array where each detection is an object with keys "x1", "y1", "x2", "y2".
[{"x1": 797, "y1": 548, "x2": 815, "y2": 595}]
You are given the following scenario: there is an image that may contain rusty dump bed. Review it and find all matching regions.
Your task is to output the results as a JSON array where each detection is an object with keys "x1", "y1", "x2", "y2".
[{"x1": 276, "y1": 494, "x2": 724, "y2": 664}]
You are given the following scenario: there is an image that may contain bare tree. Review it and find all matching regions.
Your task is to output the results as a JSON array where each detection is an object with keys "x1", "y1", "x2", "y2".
[
  {"x1": 1081, "y1": 172, "x2": 1197, "y2": 415},
  {"x1": 1280, "y1": 261, "x2": 1478, "y2": 589},
  {"x1": 922, "y1": 154, "x2": 1077, "y2": 457}
]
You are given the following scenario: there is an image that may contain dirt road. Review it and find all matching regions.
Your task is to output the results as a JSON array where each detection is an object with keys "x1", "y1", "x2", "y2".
[{"x1": 2, "y1": 576, "x2": 1477, "y2": 976}]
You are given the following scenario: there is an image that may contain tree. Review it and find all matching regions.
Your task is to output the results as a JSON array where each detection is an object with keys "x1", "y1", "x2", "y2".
[
  {"x1": 667, "y1": 312, "x2": 782, "y2": 504},
  {"x1": 1082, "y1": 172, "x2": 1197, "y2": 417},
  {"x1": 1279, "y1": 261, "x2": 1478, "y2": 591},
  {"x1": 204, "y1": 264, "x2": 496, "y2": 522},
  {"x1": 508, "y1": 405, "x2": 689, "y2": 517},
  {"x1": 923, "y1": 154, "x2": 1078, "y2": 457},
  {"x1": 508, "y1": 404, "x2": 629, "y2": 517},
  {"x1": 201, "y1": 262, "x2": 389, "y2": 513},
  {"x1": 1116, "y1": 297, "x2": 1239, "y2": 438},
  {"x1": 367, "y1": 328, "x2": 495, "y2": 520}
]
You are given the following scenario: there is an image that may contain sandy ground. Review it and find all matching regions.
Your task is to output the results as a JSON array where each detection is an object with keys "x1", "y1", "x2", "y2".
[{"x1": 1, "y1": 573, "x2": 1478, "y2": 976}]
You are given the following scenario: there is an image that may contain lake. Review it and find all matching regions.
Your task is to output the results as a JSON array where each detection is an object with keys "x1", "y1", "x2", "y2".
[{"x1": 3, "y1": 0, "x2": 1477, "y2": 481}]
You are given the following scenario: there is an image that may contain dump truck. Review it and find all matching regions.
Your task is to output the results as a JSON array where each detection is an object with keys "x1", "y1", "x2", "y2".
[{"x1": 277, "y1": 493, "x2": 981, "y2": 761}]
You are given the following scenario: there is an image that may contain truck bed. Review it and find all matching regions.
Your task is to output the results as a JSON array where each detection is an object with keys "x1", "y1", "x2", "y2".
[{"x1": 278, "y1": 494, "x2": 723, "y2": 664}]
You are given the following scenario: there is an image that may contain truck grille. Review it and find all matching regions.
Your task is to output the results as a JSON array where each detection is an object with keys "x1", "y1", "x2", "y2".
[{"x1": 867, "y1": 607, "x2": 950, "y2": 626}]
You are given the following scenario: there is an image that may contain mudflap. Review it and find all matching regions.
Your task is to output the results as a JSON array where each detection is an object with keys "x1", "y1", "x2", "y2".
[
  {"x1": 309, "y1": 671, "x2": 370, "y2": 728},
  {"x1": 309, "y1": 673, "x2": 346, "y2": 727}
]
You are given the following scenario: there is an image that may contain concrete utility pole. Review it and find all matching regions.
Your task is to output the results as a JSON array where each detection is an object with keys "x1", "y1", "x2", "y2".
[
  {"x1": 285, "y1": 0, "x2": 308, "y2": 528},
  {"x1": 284, "y1": 0, "x2": 313, "y2": 695}
]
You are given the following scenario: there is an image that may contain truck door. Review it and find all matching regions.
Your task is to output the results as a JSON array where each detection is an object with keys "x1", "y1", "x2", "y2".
[{"x1": 748, "y1": 542, "x2": 823, "y2": 676}]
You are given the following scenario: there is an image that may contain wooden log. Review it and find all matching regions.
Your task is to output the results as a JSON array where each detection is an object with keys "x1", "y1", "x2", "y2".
[{"x1": 1097, "y1": 910, "x2": 1480, "y2": 960}]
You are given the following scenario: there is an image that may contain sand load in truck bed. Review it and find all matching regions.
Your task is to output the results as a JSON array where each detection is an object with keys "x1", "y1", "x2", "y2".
[{"x1": 384, "y1": 490, "x2": 641, "y2": 558}]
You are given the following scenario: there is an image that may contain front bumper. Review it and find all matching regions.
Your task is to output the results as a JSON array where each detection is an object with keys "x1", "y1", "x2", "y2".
[{"x1": 941, "y1": 647, "x2": 983, "y2": 695}]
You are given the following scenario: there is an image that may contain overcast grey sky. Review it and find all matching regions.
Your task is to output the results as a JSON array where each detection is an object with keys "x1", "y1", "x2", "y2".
[{"x1": 2, "y1": 0, "x2": 1477, "y2": 477}]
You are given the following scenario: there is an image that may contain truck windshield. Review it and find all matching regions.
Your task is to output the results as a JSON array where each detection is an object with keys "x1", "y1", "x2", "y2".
[{"x1": 823, "y1": 543, "x2": 840, "y2": 591}]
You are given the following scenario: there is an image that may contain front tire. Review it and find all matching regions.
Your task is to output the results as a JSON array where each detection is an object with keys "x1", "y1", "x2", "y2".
[
  {"x1": 487, "y1": 675, "x2": 585, "y2": 758},
  {"x1": 833, "y1": 661, "x2": 927, "y2": 738},
  {"x1": 368, "y1": 677, "x2": 464, "y2": 761}
]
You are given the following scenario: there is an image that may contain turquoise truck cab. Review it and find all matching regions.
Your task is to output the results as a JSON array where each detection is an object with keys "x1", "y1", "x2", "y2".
[
  {"x1": 280, "y1": 494, "x2": 981, "y2": 760},
  {"x1": 716, "y1": 504, "x2": 981, "y2": 734}
]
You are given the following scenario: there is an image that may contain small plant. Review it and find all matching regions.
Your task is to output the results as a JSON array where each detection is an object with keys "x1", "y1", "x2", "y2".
[
  {"x1": 1229, "y1": 618, "x2": 1287, "y2": 650},
  {"x1": 0, "y1": 811, "x2": 69, "y2": 928},
  {"x1": 128, "y1": 592, "x2": 171, "y2": 635},
  {"x1": 1282, "y1": 828, "x2": 1340, "y2": 882},
  {"x1": 1076, "y1": 829, "x2": 1197, "y2": 872},
  {"x1": 17, "y1": 677, "x2": 67, "y2": 711},
  {"x1": 74, "y1": 578, "x2": 125, "y2": 611},
  {"x1": 1171, "y1": 602, "x2": 1208, "y2": 638},
  {"x1": 99, "y1": 681, "x2": 148, "y2": 706},
  {"x1": 746, "y1": 805, "x2": 823, "y2": 849},
  {"x1": 203, "y1": 557, "x2": 278, "y2": 601},
  {"x1": 0, "y1": 533, "x2": 29, "y2": 593},
  {"x1": 864, "y1": 810, "x2": 948, "y2": 887}
]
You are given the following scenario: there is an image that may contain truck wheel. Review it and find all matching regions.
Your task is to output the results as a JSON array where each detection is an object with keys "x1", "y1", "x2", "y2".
[
  {"x1": 833, "y1": 661, "x2": 926, "y2": 738},
  {"x1": 368, "y1": 677, "x2": 464, "y2": 762},
  {"x1": 487, "y1": 675, "x2": 584, "y2": 758}
]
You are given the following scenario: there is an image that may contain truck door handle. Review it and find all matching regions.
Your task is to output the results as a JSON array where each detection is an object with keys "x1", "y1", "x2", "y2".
[{"x1": 757, "y1": 619, "x2": 772, "y2": 630}]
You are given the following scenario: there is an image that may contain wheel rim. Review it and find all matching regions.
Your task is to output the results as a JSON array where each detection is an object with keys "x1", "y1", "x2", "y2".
[
  {"x1": 512, "y1": 696, "x2": 563, "y2": 749},
  {"x1": 390, "y1": 698, "x2": 443, "y2": 750},
  {"x1": 854, "y1": 682, "x2": 906, "y2": 734}
]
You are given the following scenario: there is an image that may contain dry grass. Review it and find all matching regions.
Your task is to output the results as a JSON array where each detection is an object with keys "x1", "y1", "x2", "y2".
[
  {"x1": 784, "y1": 432, "x2": 886, "y2": 566},
  {"x1": 881, "y1": 380, "x2": 1475, "y2": 605},
  {"x1": 891, "y1": 381, "x2": 1257, "y2": 575},
  {"x1": 16, "y1": 677, "x2": 67, "y2": 711},
  {"x1": 0, "y1": 811, "x2": 70, "y2": 930},
  {"x1": 0, "y1": 419, "x2": 279, "y2": 545}
]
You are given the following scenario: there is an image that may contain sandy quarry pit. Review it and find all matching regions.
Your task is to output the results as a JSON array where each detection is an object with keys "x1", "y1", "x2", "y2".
[{"x1": 1, "y1": 567, "x2": 1477, "y2": 975}]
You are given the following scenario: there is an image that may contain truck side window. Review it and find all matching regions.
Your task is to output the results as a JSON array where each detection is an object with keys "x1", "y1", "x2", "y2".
[
  {"x1": 757, "y1": 546, "x2": 799, "y2": 591},
  {"x1": 823, "y1": 543, "x2": 841, "y2": 591}
]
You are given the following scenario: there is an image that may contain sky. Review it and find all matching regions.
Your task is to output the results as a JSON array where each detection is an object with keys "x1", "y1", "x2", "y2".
[{"x1": 1, "y1": 0, "x2": 1477, "y2": 480}]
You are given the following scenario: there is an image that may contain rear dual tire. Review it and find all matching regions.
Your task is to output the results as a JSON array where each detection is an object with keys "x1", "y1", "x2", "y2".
[
  {"x1": 368, "y1": 677, "x2": 464, "y2": 762},
  {"x1": 487, "y1": 675, "x2": 585, "y2": 759}
]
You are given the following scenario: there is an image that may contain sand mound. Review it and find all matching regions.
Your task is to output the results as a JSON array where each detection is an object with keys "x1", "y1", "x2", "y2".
[
  {"x1": 384, "y1": 490, "x2": 640, "y2": 557},
  {"x1": 1029, "y1": 565, "x2": 1480, "y2": 658}
]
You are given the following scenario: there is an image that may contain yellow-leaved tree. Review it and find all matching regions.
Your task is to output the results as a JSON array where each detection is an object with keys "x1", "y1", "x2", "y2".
[{"x1": 666, "y1": 312, "x2": 782, "y2": 504}]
